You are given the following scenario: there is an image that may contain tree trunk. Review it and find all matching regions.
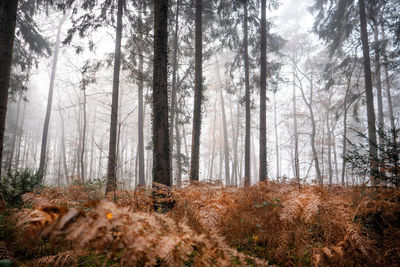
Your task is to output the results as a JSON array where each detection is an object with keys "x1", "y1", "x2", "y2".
[
  {"x1": 106, "y1": 0, "x2": 123, "y2": 193},
  {"x1": 326, "y1": 101, "x2": 333, "y2": 186},
  {"x1": 380, "y1": 24, "x2": 395, "y2": 132},
  {"x1": 274, "y1": 92, "x2": 280, "y2": 181},
  {"x1": 189, "y1": 0, "x2": 203, "y2": 182},
  {"x1": 6, "y1": 94, "x2": 22, "y2": 171},
  {"x1": 216, "y1": 58, "x2": 230, "y2": 185},
  {"x1": 259, "y1": 0, "x2": 267, "y2": 182},
  {"x1": 359, "y1": 0, "x2": 379, "y2": 184},
  {"x1": 58, "y1": 107, "x2": 70, "y2": 184},
  {"x1": 0, "y1": 0, "x2": 18, "y2": 179},
  {"x1": 152, "y1": 0, "x2": 171, "y2": 186},
  {"x1": 373, "y1": 21, "x2": 384, "y2": 149},
  {"x1": 243, "y1": 0, "x2": 251, "y2": 186},
  {"x1": 38, "y1": 14, "x2": 66, "y2": 180},
  {"x1": 175, "y1": 111, "x2": 182, "y2": 187},
  {"x1": 80, "y1": 88, "x2": 86, "y2": 181},
  {"x1": 170, "y1": 0, "x2": 180, "y2": 182},
  {"x1": 292, "y1": 70, "x2": 300, "y2": 182},
  {"x1": 137, "y1": 7, "x2": 145, "y2": 186},
  {"x1": 297, "y1": 68, "x2": 322, "y2": 184},
  {"x1": 15, "y1": 99, "x2": 27, "y2": 170},
  {"x1": 209, "y1": 100, "x2": 217, "y2": 180}
]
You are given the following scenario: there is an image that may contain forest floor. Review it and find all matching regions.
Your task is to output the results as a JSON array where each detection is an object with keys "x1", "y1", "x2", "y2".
[{"x1": 0, "y1": 180, "x2": 399, "y2": 266}]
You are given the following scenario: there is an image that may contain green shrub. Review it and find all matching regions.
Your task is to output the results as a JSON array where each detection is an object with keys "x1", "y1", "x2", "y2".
[{"x1": 0, "y1": 170, "x2": 42, "y2": 207}]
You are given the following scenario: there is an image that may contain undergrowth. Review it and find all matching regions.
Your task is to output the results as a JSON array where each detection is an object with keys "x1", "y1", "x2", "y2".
[{"x1": 0, "y1": 181, "x2": 398, "y2": 266}]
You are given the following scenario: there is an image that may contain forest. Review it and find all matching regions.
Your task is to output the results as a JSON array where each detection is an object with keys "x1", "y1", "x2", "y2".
[{"x1": 0, "y1": 0, "x2": 399, "y2": 266}]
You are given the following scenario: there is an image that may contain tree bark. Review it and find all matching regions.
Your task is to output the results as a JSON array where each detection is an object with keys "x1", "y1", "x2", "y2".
[
  {"x1": 292, "y1": 70, "x2": 300, "y2": 183},
  {"x1": 38, "y1": 14, "x2": 66, "y2": 180},
  {"x1": 7, "y1": 94, "x2": 22, "y2": 171},
  {"x1": 58, "y1": 107, "x2": 70, "y2": 184},
  {"x1": 106, "y1": 0, "x2": 123, "y2": 193},
  {"x1": 175, "y1": 111, "x2": 182, "y2": 187},
  {"x1": 152, "y1": 0, "x2": 171, "y2": 186},
  {"x1": 189, "y1": 0, "x2": 203, "y2": 182},
  {"x1": 137, "y1": 5, "x2": 145, "y2": 186},
  {"x1": 297, "y1": 68, "x2": 323, "y2": 184},
  {"x1": 0, "y1": 0, "x2": 18, "y2": 179},
  {"x1": 359, "y1": 0, "x2": 379, "y2": 184},
  {"x1": 259, "y1": 0, "x2": 267, "y2": 182},
  {"x1": 380, "y1": 24, "x2": 395, "y2": 133},
  {"x1": 216, "y1": 58, "x2": 230, "y2": 185},
  {"x1": 373, "y1": 21, "x2": 384, "y2": 149},
  {"x1": 274, "y1": 92, "x2": 280, "y2": 181},
  {"x1": 39, "y1": 16, "x2": 67, "y2": 176},
  {"x1": 80, "y1": 88, "x2": 86, "y2": 181},
  {"x1": 170, "y1": 0, "x2": 180, "y2": 182},
  {"x1": 243, "y1": 0, "x2": 251, "y2": 186},
  {"x1": 15, "y1": 98, "x2": 27, "y2": 170}
]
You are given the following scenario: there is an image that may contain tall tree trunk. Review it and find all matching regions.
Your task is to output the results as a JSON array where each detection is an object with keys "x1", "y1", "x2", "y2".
[
  {"x1": 170, "y1": 0, "x2": 180, "y2": 182},
  {"x1": 106, "y1": 0, "x2": 123, "y2": 193},
  {"x1": 58, "y1": 107, "x2": 70, "y2": 185},
  {"x1": 216, "y1": 58, "x2": 230, "y2": 185},
  {"x1": 175, "y1": 111, "x2": 182, "y2": 186},
  {"x1": 153, "y1": 0, "x2": 171, "y2": 185},
  {"x1": 243, "y1": 0, "x2": 251, "y2": 186},
  {"x1": 259, "y1": 0, "x2": 267, "y2": 182},
  {"x1": 80, "y1": 89, "x2": 86, "y2": 181},
  {"x1": 89, "y1": 112, "x2": 96, "y2": 180},
  {"x1": 137, "y1": 3, "x2": 146, "y2": 186},
  {"x1": 380, "y1": 24, "x2": 395, "y2": 132},
  {"x1": 15, "y1": 99, "x2": 27, "y2": 170},
  {"x1": 0, "y1": 0, "x2": 18, "y2": 179},
  {"x1": 373, "y1": 21, "x2": 384, "y2": 150},
  {"x1": 38, "y1": 14, "x2": 66, "y2": 180},
  {"x1": 7, "y1": 94, "x2": 22, "y2": 171},
  {"x1": 297, "y1": 69, "x2": 322, "y2": 184},
  {"x1": 274, "y1": 92, "x2": 280, "y2": 181},
  {"x1": 209, "y1": 100, "x2": 217, "y2": 180},
  {"x1": 189, "y1": 0, "x2": 202, "y2": 182},
  {"x1": 326, "y1": 101, "x2": 333, "y2": 186},
  {"x1": 229, "y1": 96, "x2": 238, "y2": 186},
  {"x1": 359, "y1": 0, "x2": 379, "y2": 184},
  {"x1": 292, "y1": 71, "x2": 300, "y2": 182}
]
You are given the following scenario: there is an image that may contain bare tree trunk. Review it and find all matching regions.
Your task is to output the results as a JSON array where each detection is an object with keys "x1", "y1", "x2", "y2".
[
  {"x1": 216, "y1": 58, "x2": 230, "y2": 185},
  {"x1": 89, "y1": 113, "x2": 96, "y2": 180},
  {"x1": 380, "y1": 24, "x2": 395, "y2": 132},
  {"x1": 6, "y1": 94, "x2": 22, "y2": 171},
  {"x1": 209, "y1": 100, "x2": 217, "y2": 180},
  {"x1": 259, "y1": 0, "x2": 267, "y2": 182},
  {"x1": 152, "y1": 0, "x2": 171, "y2": 185},
  {"x1": 136, "y1": 4, "x2": 146, "y2": 187},
  {"x1": 170, "y1": 0, "x2": 180, "y2": 182},
  {"x1": 333, "y1": 136, "x2": 339, "y2": 184},
  {"x1": 326, "y1": 101, "x2": 333, "y2": 186},
  {"x1": 58, "y1": 107, "x2": 70, "y2": 184},
  {"x1": 80, "y1": 89, "x2": 86, "y2": 181},
  {"x1": 292, "y1": 71, "x2": 300, "y2": 183},
  {"x1": 175, "y1": 111, "x2": 182, "y2": 187},
  {"x1": 359, "y1": 0, "x2": 379, "y2": 184},
  {"x1": 15, "y1": 99, "x2": 27, "y2": 170},
  {"x1": 297, "y1": 68, "x2": 323, "y2": 184},
  {"x1": 106, "y1": 0, "x2": 123, "y2": 193},
  {"x1": 0, "y1": 0, "x2": 18, "y2": 179},
  {"x1": 274, "y1": 92, "x2": 280, "y2": 181},
  {"x1": 373, "y1": 21, "x2": 384, "y2": 149},
  {"x1": 243, "y1": 0, "x2": 251, "y2": 186},
  {"x1": 38, "y1": 14, "x2": 67, "y2": 180},
  {"x1": 189, "y1": 0, "x2": 203, "y2": 182}
]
